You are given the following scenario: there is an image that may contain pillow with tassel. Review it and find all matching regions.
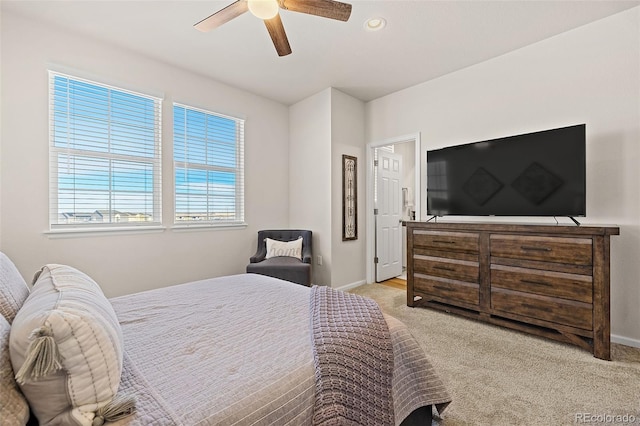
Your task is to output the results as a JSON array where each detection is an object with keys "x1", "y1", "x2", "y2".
[{"x1": 9, "y1": 264, "x2": 135, "y2": 426}]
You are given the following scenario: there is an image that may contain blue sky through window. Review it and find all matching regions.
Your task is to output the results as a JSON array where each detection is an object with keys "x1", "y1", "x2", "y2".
[
  {"x1": 51, "y1": 74, "x2": 161, "y2": 225},
  {"x1": 51, "y1": 73, "x2": 242, "y2": 227},
  {"x1": 173, "y1": 105, "x2": 243, "y2": 222}
]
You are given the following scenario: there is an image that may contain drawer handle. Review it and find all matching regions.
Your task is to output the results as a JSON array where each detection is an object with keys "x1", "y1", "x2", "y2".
[
  {"x1": 521, "y1": 246, "x2": 552, "y2": 252},
  {"x1": 433, "y1": 240, "x2": 456, "y2": 244},
  {"x1": 434, "y1": 265, "x2": 454, "y2": 271},
  {"x1": 521, "y1": 279, "x2": 552, "y2": 287}
]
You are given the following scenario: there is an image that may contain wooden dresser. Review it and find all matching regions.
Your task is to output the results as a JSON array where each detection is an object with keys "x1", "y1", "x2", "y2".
[{"x1": 405, "y1": 221, "x2": 619, "y2": 360}]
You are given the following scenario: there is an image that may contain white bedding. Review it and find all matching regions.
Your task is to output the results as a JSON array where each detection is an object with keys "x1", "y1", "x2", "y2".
[{"x1": 109, "y1": 274, "x2": 449, "y2": 425}]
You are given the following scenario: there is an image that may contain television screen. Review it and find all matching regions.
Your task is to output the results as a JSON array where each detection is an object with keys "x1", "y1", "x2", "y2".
[{"x1": 426, "y1": 124, "x2": 586, "y2": 217}]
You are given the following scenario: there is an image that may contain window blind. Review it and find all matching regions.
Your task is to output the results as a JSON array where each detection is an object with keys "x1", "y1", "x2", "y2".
[
  {"x1": 49, "y1": 72, "x2": 162, "y2": 229},
  {"x1": 173, "y1": 104, "x2": 245, "y2": 225}
]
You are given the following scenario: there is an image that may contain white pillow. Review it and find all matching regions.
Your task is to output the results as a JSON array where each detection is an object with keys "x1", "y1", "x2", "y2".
[
  {"x1": 0, "y1": 252, "x2": 30, "y2": 324},
  {"x1": 1, "y1": 315, "x2": 30, "y2": 425},
  {"x1": 265, "y1": 237, "x2": 303, "y2": 260},
  {"x1": 10, "y1": 264, "x2": 133, "y2": 426}
]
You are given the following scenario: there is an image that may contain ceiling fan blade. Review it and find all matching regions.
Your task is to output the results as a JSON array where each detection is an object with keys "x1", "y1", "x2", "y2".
[
  {"x1": 278, "y1": 0, "x2": 352, "y2": 22},
  {"x1": 264, "y1": 14, "x2": 292, "y2": 57},
  {"x1": 194, "y1": 0, "x2": 249, "y2": 32}
]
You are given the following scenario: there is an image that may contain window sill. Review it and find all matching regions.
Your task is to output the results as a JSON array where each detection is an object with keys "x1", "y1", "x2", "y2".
[
  {"x1": 45, "y1": 225, "x2": 166, "y2": 239},
  {"x1": 171, "y1": 222, "x2": 248, "y2": 232}
]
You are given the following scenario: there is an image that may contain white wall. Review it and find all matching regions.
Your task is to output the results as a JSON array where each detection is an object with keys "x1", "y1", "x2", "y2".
[
  {"x1": 330, "y1": 89, "x2": 366, "y2": 288},
  {"x1": 0, "y1": 12, "x2": 290, "y2": 297},
  {"x1": 289, "y1": 89, "x2": 332, "y2": 285},
  {"x1": 289, "y1": 88, "x2": 366, "y2": 288},
  {"x1": 366, "y1": 7, "x2": 640, "y2": 345}
]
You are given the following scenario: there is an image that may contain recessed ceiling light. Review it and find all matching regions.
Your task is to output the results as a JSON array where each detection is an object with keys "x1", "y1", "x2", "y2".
[{"x1": 364, "y1": 17, "x2": 386, "y2": 31}]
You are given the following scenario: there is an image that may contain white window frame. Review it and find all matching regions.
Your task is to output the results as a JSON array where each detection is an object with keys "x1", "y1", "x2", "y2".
[
  {"x1": 173, "y1": 103, "x2": 245, "y2": 228},
  {"x1": 48, "y1": 71, "x2": 163, "y2": 234}
]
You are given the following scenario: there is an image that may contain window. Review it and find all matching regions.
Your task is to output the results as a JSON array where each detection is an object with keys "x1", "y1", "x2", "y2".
[
  {"x1": 49, "y1": 72, "x2": 162, "y2": 230},
  {"x1": 173, "y1": 104, "x2": 245, "y2": 226}
]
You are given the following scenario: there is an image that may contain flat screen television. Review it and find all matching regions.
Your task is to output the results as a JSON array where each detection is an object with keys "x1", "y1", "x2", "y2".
[{"x1": 426, "y1": 124, "x2": 586, "y2": 219}]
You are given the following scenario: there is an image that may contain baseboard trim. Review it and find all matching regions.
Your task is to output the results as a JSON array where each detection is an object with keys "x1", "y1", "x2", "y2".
[
  {"x1": 334, "y1": 280, "x2": 367, "y2": 292},
  {"x1": 611, "y1": 334, "x2": 640, "y2": 349}
]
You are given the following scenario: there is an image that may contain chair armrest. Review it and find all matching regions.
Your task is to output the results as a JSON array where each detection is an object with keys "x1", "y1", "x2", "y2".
[
  {"x1": 301, "y1": 237, "x2": 312, "y2": 265},
  {"x1": 250, "y1": 248, "x2": 267, "y2": 263}
]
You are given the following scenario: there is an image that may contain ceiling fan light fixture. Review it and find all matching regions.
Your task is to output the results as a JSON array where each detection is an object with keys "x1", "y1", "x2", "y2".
[
  {"x1": 195, "y1": 0, "x2": 353, "y2": 57},
  {"x1": 364, "y1": 17, "x2": 386, "y2": 31},
  {"x1": 248, "y1": 0, "x2": 279, "y2": 20}
]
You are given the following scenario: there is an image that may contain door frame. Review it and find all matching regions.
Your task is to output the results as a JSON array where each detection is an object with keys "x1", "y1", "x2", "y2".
[{"x1": 365, "y1": 132, "x2": 422, "y2": 284}]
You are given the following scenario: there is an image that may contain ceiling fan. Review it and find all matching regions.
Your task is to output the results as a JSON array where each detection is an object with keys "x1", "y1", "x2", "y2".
[{"x1": 194, "y1": 0, "x2": 352, "y2": 57}]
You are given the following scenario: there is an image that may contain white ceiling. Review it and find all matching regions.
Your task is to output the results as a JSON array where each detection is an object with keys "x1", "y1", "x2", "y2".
[{"x1": 3, "y1": 0, "x2": 639, "y2": 105}]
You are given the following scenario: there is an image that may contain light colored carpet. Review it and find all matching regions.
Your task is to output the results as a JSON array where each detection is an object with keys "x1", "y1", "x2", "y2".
[{"x1": 349, "y1": 283, "x2": 640, "y2": 426}]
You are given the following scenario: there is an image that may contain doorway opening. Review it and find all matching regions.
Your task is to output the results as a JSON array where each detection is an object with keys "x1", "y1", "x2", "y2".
[{"x1": 365, "y1": 133, "x2": 421, "y2": 284}]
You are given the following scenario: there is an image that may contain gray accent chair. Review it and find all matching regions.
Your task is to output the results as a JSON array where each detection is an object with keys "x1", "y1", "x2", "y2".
[{"x1": 246, "y1": 229, "x2": 312, "y2": 286}]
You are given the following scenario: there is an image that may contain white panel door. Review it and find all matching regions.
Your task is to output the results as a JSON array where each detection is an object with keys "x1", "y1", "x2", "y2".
[{"x1": 376, "y1": 151, "x2": 403, "y2": 282}]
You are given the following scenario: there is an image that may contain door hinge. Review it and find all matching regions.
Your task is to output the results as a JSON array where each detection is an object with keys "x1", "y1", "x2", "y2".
[
  {"x1": 374, "y1": 257, "x2": 379, "y2": 264},
  {"x1": 374, "y1": 208, "x2": 378, "y2": 215},
  {"x1": 374, "y1": 159, "x2": 379, "y2": 167}
]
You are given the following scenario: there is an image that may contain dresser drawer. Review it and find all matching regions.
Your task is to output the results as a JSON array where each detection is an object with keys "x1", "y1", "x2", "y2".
[
  {"x1": 414, "y1": 247, "x2": 478, "y2": 263},
  {"x1": 490, "y1": 235, "x2": 592, "y2": 266},
  {"x1": 413, "y1": 230, "x2": 479, "y2": 253},
  {"x1": 491, "y1": 265, "x2": 592, "y2": 303},
  {"x1": 491, "y1": 288, "x2": 592, "y2": 330},
  {"x1": 415, "y1": 274, "x2": 479, "y2": 306},
  {"x1": 414, "y1": 254, "x2": 479, "y2": 283}
]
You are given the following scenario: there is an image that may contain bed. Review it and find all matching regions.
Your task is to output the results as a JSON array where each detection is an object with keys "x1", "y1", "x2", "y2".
[{"x1": 1, "y1": 253, "x2": 450, "y2": 426}]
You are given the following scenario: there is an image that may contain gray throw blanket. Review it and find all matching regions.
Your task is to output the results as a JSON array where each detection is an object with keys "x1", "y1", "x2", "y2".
[{"x1": 310, "y1": 285, "x2": 395, "y2": 426}]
